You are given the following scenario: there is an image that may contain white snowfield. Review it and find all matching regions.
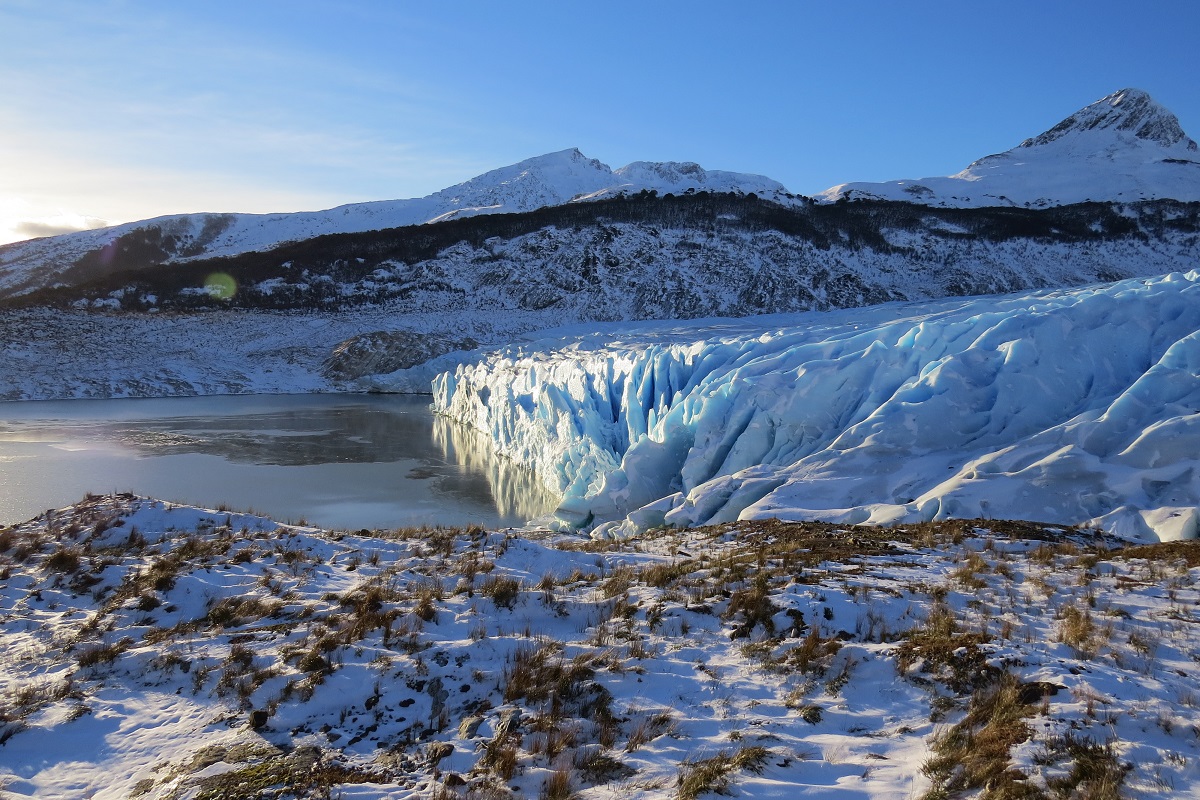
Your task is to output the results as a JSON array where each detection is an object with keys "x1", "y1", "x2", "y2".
[
  {"x1": 818, "y1": 88, "x2": 1200, "y2": 207},
  {"x1": 431, "y1": 270, "x2": 1200, "y2": 541}
]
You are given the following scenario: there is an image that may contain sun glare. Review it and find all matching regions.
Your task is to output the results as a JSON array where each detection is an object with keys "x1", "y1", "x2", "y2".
[{"x1": 0, "y1": 206, "x2": 109, "y2": 246}]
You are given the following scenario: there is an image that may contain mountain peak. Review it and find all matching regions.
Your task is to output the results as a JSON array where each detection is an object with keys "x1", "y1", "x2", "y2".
[
  {"x1": 1021, "y1": 88, "x2": 1197, "y2": 151},
  {"x1": 817, "y1": 88, "x2": 1200, "y2": 208},
  {"x1": 513, "y1": 147, "x2": 610, "y2": 170}
]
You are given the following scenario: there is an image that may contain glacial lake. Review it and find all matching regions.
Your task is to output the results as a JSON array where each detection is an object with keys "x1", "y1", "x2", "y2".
[{"x1": 0, "y1": 394, "x2": 559, "y2": 530}]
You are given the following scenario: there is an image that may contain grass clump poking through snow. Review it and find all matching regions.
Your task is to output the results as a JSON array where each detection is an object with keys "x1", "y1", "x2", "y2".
[
  {"x1": 191, "y1": 748, "x2": 387, "y2": 800},
  {"x1": 75, "y1": 637, "x2": 134, "y2": 668},
  {"x1": 1056, "y1": 604, "x2": 1099, "y2": 659},
  {"x1": 1034, "y1": 733, "x2": 1129, "y2": 800},
  {"x1": 724, "y1": 572, "x2": 779, "y2": 637},
  {"x1": 43, "y1": 546, "x2": 82, "y2": 573},
  {"x1": 676, "y1": 746, "x2": 771, "y2": 800},
  {"x1": 897, "y1": 600, "x2": 994, "y2": 692},
  {"x1": 480, "y1": 574, "x2": 522, "y2": 609},
  {"x1": 921, "y1": 672, "x2": 1035, "y2": 799},
  {"x1": 501, "y1": 640, "x2": 614, "y2": 723}
]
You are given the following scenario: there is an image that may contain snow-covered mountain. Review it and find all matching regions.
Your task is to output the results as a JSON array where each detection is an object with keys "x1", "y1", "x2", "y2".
[
  {"x1": 12, "y1": 195, "x2": 1200, "y2": 316},
  {"x1": 430, "y1": 269, "x2": 1200, "y2": 542},
  {"x1": 4, "y1": 88, "x2": 1199, "y2": 302},
  {"x1": 818, "y1": 89, "x2": 1200, "y2": 207},
  {"x1": 0, "y1": 149, "x2": 792, "y2": 299}
]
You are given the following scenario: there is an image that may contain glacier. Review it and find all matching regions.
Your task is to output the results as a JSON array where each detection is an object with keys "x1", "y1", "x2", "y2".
[{"x1": 430, "y1": 270, "x2": 1200, "y2": 541}]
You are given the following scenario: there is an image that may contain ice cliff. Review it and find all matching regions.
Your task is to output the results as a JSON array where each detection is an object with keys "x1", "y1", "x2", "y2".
[{"x1": 432, "y1": 270, "x2": 1200, "y2": 541}]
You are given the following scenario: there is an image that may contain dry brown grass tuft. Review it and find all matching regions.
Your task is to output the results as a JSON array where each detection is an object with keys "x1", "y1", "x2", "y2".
[
  {"x1": 921, "y1": 672, "x2": 1036, "y2": 800},
  {"x1": 1057, "y1": 604, "x2": 1099, "y2": 659},
  {"x1": 897, "y1": 602, "x2": 994, "y2": 692},
  {"x1": 479, "y1": 575, "x2": 522, "y2": 610},
  {"x1": 502, "y1": 642, "x2": 612, "y2": 722},
  {"x1": 724, "y1": 573, "x2": 779, "y2": 638},
  {"x1": 677, "y1": 746, "x2": 771, "y2": 800},
  {"x1": 1033, "y1": 732, "x2": 1129, "y2": 800}
]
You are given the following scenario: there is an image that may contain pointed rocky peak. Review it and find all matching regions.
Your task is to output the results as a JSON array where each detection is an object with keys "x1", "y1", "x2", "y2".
[
  {"x1": 1021, "y1": 88, "x2": 1197, "y2": 151},
  {"x1": 817, "y1": 88, "x2": 1200, "y2": 208}
]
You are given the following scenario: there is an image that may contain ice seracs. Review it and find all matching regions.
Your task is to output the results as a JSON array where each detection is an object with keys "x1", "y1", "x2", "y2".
[
  {"x1": 817, "y1": 88, "x2": 1200, "y2": 207},
  {"x1": 430, "y1": 270, "x2": 1200, "y2": 542}
]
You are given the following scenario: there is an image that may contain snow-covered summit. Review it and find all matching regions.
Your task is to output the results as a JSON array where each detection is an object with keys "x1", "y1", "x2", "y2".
[
  {"x1": 1020, "y1": 88, "x2": 1195, "y2": 150},
  {"x1": 425, "y1": 148, "x2": 791, "y2": 221},
  {"x1": 611, "y1": 159, "x2": 789, "y2": 197},
  {"x1": 817, "y1": 88, "x2": 1200, "y2": 207},
  {"x1": 421, "y1": 148, "x2": 617, "y2": 223}
]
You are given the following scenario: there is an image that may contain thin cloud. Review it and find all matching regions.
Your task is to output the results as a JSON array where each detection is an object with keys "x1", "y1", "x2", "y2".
[{"x1": 14, "y1": 217, "x2": 108, "y2": 239}]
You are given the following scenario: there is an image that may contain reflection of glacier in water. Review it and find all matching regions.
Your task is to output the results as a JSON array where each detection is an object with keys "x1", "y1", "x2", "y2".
[
  {"x1": 431, "y1": 412, "x2": 561, "y2": 524},
  {"x1": 0, "y1": 394, "x2": 558, "y2": 530}
]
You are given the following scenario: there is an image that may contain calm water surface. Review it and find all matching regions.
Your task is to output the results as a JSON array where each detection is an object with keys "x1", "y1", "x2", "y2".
[{"x1": 0, "y1": 394, "x2": 558, "y2": 529}]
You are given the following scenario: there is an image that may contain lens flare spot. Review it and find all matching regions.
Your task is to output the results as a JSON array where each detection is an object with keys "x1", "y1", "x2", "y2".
[
  {"x1": 98, "y1": 241, "x2": 118, "y2": 266},
  {"x1": 204, "y1": 272, "x2": 237, "y2": 300}
]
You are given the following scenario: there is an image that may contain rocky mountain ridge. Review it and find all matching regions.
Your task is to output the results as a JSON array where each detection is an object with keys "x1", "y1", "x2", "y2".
[{"x1": 10, "y1": 195, "x2": 1198, "y2": 318}]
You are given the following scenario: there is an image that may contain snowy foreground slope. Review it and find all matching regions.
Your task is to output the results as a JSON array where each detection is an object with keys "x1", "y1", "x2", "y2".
[
  {"x1": 430, "y1": 270, "x2": 1200, "y2": 542},
  {"x1": 3, "y1": 493, "x2": 1200, "y2": 799},
  {"x1": 818, "y1": 89, "x2": 1200, "y2": 208}
]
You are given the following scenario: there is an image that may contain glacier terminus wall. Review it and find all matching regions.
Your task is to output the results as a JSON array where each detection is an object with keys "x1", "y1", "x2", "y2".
[{"x1": 433, "y1": 270, "x2": 1200, "y2": 542}]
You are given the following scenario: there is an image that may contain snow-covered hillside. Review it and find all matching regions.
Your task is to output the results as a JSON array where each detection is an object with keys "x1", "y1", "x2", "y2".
[
  {"x1": 3, "y1": 199, "x2": 1199, "y2": 402},
  {"x1": 18, "y1": 195, "x2": 1200, "y2": 318},
  {"x1": 818, "y1": 89, "x2": 1200, "y2": 208},
  {"x1": 430, "y1": 270, "x2": 1200, "y2": 541},
  {"x1": 3, "y1": 493, "x2": 1199, "y2": 798},
  {"x1": 0, "y1": 150, "x2": 792, "y2": 299},
  {"x1": 0, "y1": 306, "x2": 556, "y2": 401}
]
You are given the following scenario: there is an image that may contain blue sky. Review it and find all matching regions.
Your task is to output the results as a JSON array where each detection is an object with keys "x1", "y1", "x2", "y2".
[{"x1": 1, "y1": 0, "x2": 1197, "y2": 243}]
